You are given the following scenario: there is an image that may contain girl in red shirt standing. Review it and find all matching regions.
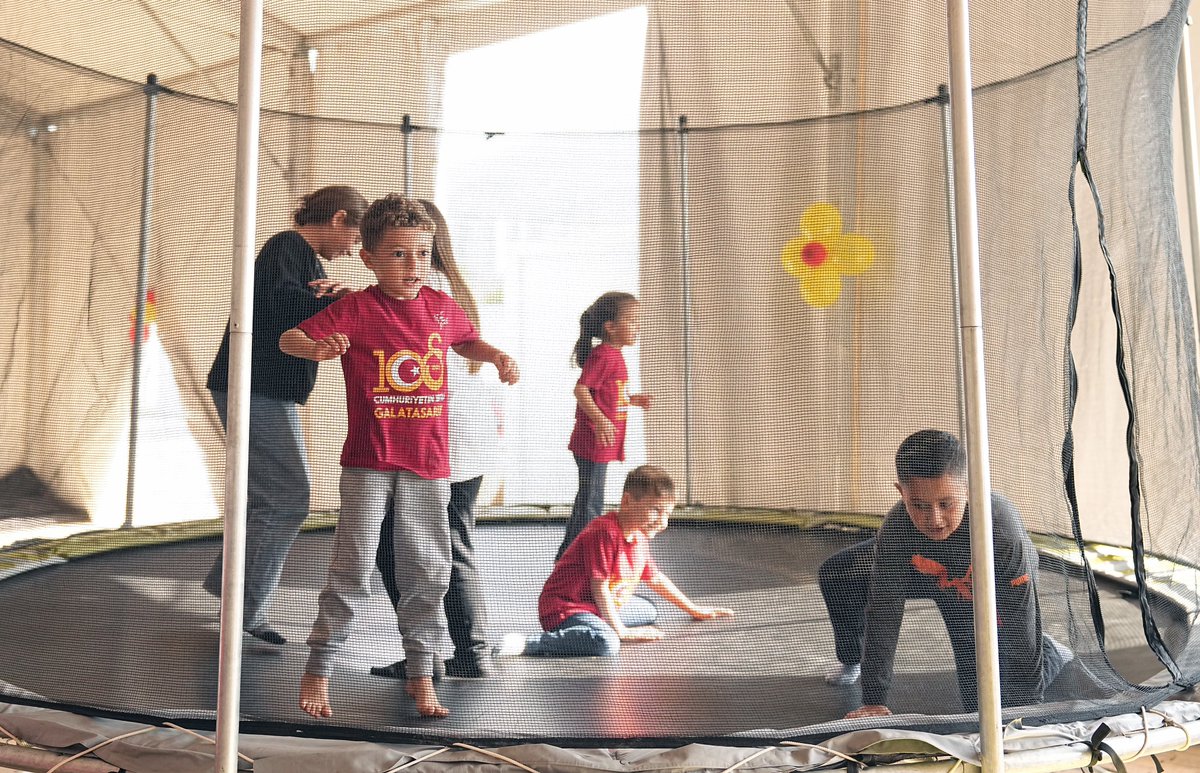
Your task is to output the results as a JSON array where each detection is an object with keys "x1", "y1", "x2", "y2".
[{"x1": 556, "y1": 291, "x2": 653, "y2": 559}]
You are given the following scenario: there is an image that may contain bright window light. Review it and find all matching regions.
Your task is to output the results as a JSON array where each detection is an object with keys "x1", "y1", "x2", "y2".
[
  {"x1": 436, "y1": 7, "x2": 648, "y2": 506},
  {"x1": 440, "y1": 6, "x2": 647, "y2": 133}
]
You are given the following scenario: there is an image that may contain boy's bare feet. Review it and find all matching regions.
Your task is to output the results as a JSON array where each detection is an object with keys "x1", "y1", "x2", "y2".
[
  {"x1": 299, "y1": 673, "x2": 333, "y2": 718},
  {"x1": 405, "y1": 676, "x2": 449, "y2": 718}
]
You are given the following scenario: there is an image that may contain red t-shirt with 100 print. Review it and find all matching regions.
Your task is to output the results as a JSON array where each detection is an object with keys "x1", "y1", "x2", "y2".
[{"x1": 298, "y1": 285, "x2": 479, "y2": 479}]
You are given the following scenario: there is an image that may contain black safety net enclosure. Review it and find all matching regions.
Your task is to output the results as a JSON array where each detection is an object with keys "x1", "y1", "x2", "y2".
[{"x1": 0, "y1": 0, "x2": 1198, "y2": 757}]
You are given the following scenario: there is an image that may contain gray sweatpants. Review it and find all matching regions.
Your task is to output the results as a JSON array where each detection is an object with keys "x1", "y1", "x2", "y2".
[
  {"x1": 204, "y1": 390, "x2": 311, "y2": 633},
  {"x1": 305, "y1": 467, "x2": 451, "y2": 678}
]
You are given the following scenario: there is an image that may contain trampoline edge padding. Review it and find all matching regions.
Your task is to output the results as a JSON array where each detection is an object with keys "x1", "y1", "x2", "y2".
[
  {"x1": 0, "y1": 507, "x2": 1194, "y2": 616},
  {"x1": 3, "y1": 700, "x2": 1200, "y2": 773}
]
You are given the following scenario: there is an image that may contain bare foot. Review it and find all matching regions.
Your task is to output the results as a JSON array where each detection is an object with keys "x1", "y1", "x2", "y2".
[
  {"x1": 405, "y1": 676, "x2": 449, "y2": 718},
  {"x1": 299, "y1": 673, "x2": 333, "y2": 718}
]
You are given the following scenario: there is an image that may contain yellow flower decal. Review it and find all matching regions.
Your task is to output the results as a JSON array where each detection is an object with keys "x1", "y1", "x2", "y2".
[{"x1": 781, "y1": 203, "x2": 874, "y2": 308}]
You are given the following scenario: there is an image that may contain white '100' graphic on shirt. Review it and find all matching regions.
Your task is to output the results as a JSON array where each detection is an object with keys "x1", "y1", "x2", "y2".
[{"x1": 372, "y1": 332, "x2": 445, "y2": 393}]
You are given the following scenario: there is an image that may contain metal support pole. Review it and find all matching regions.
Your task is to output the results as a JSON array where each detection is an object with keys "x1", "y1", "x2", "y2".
[
  {"x1": 945, "y1": 2, "x2": 1004, "y2": 771},
  {"x1": 124, "y1": 73, "x2": 159, "y2": 530},
  {"x1": 677, "y1": 115, "x2": 695, "y2": 505},
  {"x1": 937, "y1": 84, "x2": 969, "y2": 442},
  {"x1": 403, "y1": 114, "x2": 414, "y2": 197},
  {"x1": 214, "y1": 0, "x2": 264, "y2": 769},
  {"x1": 1177, "y1": 17, "x2": 1200, "y2": 322}
]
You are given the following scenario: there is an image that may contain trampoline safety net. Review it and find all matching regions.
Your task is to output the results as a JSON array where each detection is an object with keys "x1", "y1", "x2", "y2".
[{"x1": 0, "y1": 0, "x2": 1197, "y2": 749}]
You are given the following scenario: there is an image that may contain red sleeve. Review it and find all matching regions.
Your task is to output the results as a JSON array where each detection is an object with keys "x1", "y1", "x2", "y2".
[
  {"x1": 443, "y1": 295, "x2": 480, "y2": 346},
  {"x1": 578, "y1": 525, "x2": 621, "y2": 582},
  {"x1": 641, "y1": 553, "x2": 659, "y2": 582},
  {"x1": 297, "y1": 294, "x2": 354, "y2": 342},
  {"x1": 577, "y1": 347, "x2": 614, "y2": 390}
]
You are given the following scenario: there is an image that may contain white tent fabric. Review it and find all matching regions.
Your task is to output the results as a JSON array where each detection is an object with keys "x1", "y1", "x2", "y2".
[{"x1": 0, "y1": 0, "x2": 1188, "y2": 545}]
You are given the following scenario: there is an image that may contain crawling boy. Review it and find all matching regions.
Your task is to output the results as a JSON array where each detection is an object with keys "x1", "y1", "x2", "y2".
[{"x1": 818, "y1": 429, "x2": 1070, "y2": 717}]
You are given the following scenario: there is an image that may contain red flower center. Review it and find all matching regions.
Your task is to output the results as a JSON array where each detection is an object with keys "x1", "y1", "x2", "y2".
[{"x1": 802, "y1": 241, "x2": 828, "y2": 268}]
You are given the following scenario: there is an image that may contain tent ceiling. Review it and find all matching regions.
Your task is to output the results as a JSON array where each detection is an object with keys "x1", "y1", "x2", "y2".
[
  {"x1": 0, "y1": 1, "x2": 1179, "y2": 125},
  {"x1": 4, "y1": 1, "x2": 241, "y2": 84},
  {"x1": 0, "y1": 0, "x2": 505, "y2": 94}
]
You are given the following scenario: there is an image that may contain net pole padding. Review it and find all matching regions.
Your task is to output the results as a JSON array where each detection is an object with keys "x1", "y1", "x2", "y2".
[
  {"x1": 677, "y1": 114, "x2": 695, "y2": 505},
  {"x1": 1177, "y1": 17, "x2": 1200, "y2": 332},
  {"x1": 936, "y1": 84, "x2": 968, "y2": 443},
  {"x1": 402, "y1": 113, "x2": 413, "y2": 197},
  {"x1": 858, "y1": 715, "x2": 1200, "y2": 773},
  {"x1": 214, "y1": 0, "x2": 264, "y2": 769},
  {"x1": 124, "y1": 74, "x2": 160, "y2": 531},
  {"x1": 945, "y1": 1, "x2": 1004, "y2": 771}
]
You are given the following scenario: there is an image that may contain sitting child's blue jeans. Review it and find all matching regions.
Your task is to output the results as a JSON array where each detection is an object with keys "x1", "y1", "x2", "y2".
[{"x1": 524, "y1": 596, "x2": 658, "y2": 657}]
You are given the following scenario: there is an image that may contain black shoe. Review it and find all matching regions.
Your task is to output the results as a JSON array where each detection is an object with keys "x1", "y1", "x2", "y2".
[
  {"x1": 445, "y1": 654, "x2": 497, "y2": 679},
  {"x1": 369, "y1": 659, "x2": 410, "y2": 680},
  {"x1": 369, "y1": 658, "x2": 447, "y2": 681},
  {"x1": 246, "y1": 625, "x2": 286, "y2": 645}
]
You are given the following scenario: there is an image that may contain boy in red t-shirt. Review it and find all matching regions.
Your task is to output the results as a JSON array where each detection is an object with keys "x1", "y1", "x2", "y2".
[
  {"x1": 503, "y1": 465, "x2": 733, "y2": 658},
  {"x1": 280, "y1": 195, "x2": 519, "y2": 720}
]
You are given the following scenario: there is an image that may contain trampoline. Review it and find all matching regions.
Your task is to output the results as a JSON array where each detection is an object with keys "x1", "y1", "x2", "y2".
[
  {"x1": 2, "y1": 0, "x2": 1200, "y2": 769},
  {"x1": 0, "y1": 513, "x2": 1184, "y2": 744}
]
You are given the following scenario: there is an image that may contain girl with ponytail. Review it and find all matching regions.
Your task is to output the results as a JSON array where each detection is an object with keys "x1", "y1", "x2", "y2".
[{"x1": 556, "y1": 291, "x2": 653, "y2": 559}]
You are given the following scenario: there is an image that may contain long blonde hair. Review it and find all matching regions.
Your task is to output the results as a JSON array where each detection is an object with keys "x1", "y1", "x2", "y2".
[{"x1": 419, "y1": 199, "x2": 483, "y2": 374}]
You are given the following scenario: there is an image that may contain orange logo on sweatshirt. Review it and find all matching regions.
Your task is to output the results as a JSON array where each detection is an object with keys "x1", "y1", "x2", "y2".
[
  {"x1": 911, "y1": 555, "x2": 974, "y2": 601},
  {"x1": 911, "y1": 555, "x2": 1031, "y2": 602}
]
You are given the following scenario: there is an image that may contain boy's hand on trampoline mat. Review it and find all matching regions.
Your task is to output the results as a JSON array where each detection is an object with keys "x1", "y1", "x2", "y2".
[
  {"x1": 689, "y1": 606, "x2": 734, "y2": 620},
  {"x1": 630, "y1": 393, "x2": 653, "y2": 409},
  {"x1": 619, "y1": 626, "x2": 664, "y2": 642},
  {"x1": 845, "y1": 705, "x2": 892, "y2": 719}
]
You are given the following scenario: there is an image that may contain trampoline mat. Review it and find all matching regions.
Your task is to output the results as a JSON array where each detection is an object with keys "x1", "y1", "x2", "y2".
[{"x1": 0, "y1": 520, "x2": 1177, "y2": 741}]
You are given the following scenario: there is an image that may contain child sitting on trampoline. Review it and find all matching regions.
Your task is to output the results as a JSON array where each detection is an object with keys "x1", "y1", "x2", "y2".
[
  {"x1": 502, "y1": 464, "x2": 733, "y2": 658},
  {"x1": 281, "y1": 194, "x2": 519, "y2": 720},
  {"x1": 818, "y1": 429, "x2": 1071, "y2": 717}
]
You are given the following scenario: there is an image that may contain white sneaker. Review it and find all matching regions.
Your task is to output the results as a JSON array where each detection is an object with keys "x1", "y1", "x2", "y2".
[
  {"x1": 824, "y1": 662, "x2": 861, "y2": 686},
  {"x1": 498, "y1": 632, "x2": 527, "y2": 657}
]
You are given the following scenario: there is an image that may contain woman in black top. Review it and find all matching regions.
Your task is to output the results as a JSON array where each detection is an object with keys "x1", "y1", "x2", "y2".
[{"x1": 203, "y1": 184, "x2": 367, "y2": 645}]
